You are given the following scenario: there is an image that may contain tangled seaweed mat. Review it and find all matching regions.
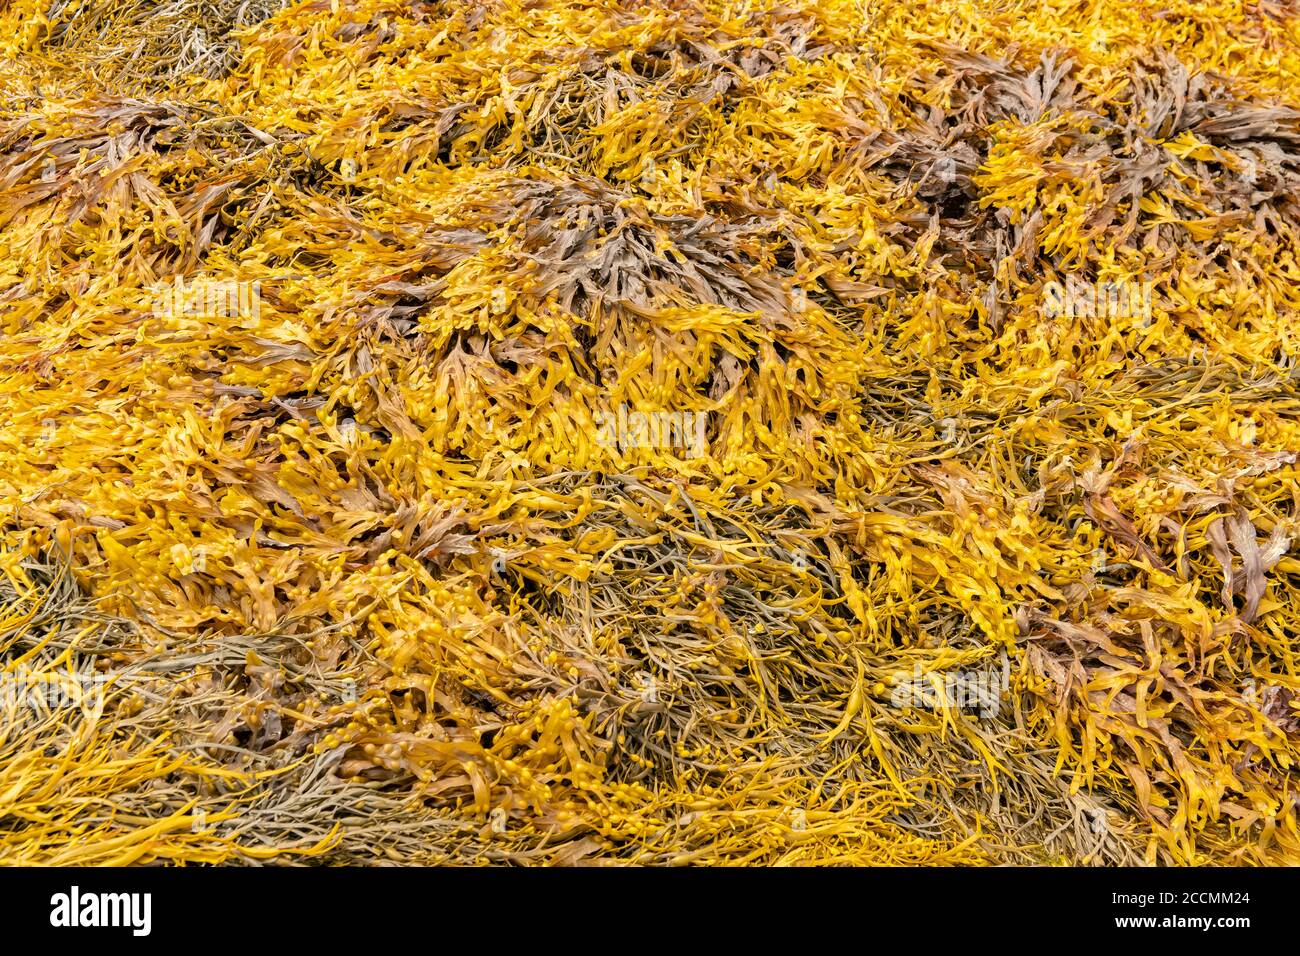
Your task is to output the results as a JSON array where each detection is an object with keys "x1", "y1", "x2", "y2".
[{"x1": 0, "y1": 0, "x2": 1298, "y2": 865}]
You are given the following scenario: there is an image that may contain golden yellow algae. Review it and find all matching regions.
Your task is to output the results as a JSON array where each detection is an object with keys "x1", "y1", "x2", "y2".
[{"x1": 0, "y1": 0, "x2": 1297, "y2": 865}]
